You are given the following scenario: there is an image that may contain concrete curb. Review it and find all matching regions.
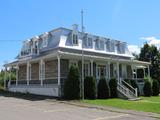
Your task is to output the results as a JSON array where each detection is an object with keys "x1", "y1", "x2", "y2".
[{"x1": 46, "y1": 100, "x2": 160, "y2": 119}]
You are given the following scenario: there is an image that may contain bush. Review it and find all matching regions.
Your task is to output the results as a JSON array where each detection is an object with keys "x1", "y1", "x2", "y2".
[
  {"x1": 152, "y1": 80, "x2": 160, "y2": 96},
  {"x1": 143, "y1": 81, "x2": 152, "y2": 97},
  {"x1": 109, "y1": 78, "x2": 117, "y2": 98},
  {"x1": 64, "y1": 65, "x2": 80, "y2": 100},
  {"x1": 84, "y1": 76, "x2": 96, "y2": 99},
  {"x1": 98, "y1": 77, "x2": 110, "y2": 99}
]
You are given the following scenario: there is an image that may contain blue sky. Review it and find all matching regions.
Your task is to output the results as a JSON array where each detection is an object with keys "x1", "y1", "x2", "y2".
[{"x1": 0, "y1": 0, "x2": 160, "y2": 69}]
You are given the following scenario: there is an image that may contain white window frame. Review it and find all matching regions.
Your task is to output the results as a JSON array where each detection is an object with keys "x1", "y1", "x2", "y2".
[
  {"x1": 100, "y1": 40, "x2": 104, "y2": 50},
  {"x1": 87, "y1": 37, "x2": 93, "y2": 47},
  {"x1": 72, "y1": 34, "x2": 78, "y2": 45}
]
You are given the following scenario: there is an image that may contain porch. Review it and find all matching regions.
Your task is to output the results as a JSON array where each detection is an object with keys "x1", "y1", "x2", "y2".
[{"x1": 4, "y1": 51, "x2": 150, "y2": 97}]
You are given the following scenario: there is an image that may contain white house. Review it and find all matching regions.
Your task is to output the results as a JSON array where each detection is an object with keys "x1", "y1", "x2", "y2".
[{"x1": 4, "y1": 24, "x2": 150, "y2": 99}]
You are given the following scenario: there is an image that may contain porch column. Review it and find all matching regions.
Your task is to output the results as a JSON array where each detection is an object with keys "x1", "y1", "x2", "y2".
[
  {"x1": 108, "y1": 61, "x2": 110, "y2": 80},
  {"x1": 143, "y1": 68, "x2": 145, "y2": 78},
  {"x1": 117, "y1": 62, "x2": 119, "y2": 82},
  {"x1": 90, "y1": 59, "x2": 93, "y2": 76},
  {"x1": 27, "y1": 62, "x2": 30, "y2": 85},
  {"x1": 40, "y1": 59, "x2": 44, "y2": 86},
  {"x1": 16, "y1": 65, "x2": 19, "y2": 86},
  {"x1": 57, "y1": 54, "x2": 61, "y2": 96}
]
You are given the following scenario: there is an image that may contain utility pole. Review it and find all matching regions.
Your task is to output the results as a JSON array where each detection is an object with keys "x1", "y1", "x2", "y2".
[{"x1": 81, "y1": 9, "x2": 84, "y2": 100}]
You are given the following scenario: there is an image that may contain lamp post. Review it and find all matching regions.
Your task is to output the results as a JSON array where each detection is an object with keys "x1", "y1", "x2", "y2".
[{"x1": 81, "y1": 9, "x2": 84, "y2": 100}]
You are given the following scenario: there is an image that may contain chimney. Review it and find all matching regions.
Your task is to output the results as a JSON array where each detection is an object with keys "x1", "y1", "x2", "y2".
[{"x1": 72, "y1": 24, "x2": 78, "y2": 31}]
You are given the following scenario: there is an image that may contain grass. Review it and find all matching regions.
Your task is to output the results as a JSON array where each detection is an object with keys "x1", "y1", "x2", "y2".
[{"x1": 83, "y1": 96, "x2": 160, "y2": 114}]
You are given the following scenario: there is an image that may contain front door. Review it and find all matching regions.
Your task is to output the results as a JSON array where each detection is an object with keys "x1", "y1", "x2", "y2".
[{"x1": 97, "y1": 65, "x2": 106, "y2": 80}]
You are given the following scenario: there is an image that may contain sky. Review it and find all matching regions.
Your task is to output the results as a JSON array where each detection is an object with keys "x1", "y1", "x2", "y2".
[{"x1": 1, "y1": 0, "x2": 160, "y2": 69}]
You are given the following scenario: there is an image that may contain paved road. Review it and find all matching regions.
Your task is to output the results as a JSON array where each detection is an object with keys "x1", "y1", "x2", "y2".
[{"x1": 0, "y1": 96, "x2": 157, "y2": 120}]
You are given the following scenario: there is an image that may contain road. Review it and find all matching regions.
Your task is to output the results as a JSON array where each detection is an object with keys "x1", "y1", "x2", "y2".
[{"x1": 0, "y1": 95, "x2": 157, "y2": 120}]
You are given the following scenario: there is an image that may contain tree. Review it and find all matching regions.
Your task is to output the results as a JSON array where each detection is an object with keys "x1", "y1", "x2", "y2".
[
  {"x1": 152, "y1": 80, "x2": 160, "y2": 96},
  {"x1": 143, "y1": 81, "x2": 152, "y2": 97},
  {"x1": 64, "y1": 65, "x2": 80, "y2": 100},
  {"x1": 109, "y1": 78, "x2": 117, "y2": 98},
  {"x1": 98, "y1": 77, "x2": 110, "y2": 99},
  {"x1": 84, "y1": 76, "x2": 96, "y2": 99},
  {"x1": 138, "y1": 43, "x2": 160, "y2": 84}
]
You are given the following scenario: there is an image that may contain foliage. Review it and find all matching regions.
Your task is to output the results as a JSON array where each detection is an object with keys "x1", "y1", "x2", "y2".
[
  {"x1": 143, "y1": 81, "x2": 152, "y2": 97},
  {"x1": 152, "y1": 80, "x2": 160, "y2": 96},
  {"x1": 109, "y1": 78, "x2": 117, "y2": 98},
  {"x1": 138, "y1": 43, "x2": 160, "y2": 84},
  {"x1": 97, "y1": 77, "x2": 110, "y2": 99},
  {"x1": 84, "y1": 96, "x2": 160, "y2": 114},
  {"x1": 84, "y1": 76, "x2": 96, "y2": 99},
  {"x1": 0, "y1": 68, "x2": 16, "y2": 88},
  {"x1": 64, "y1": 65, "x2": 80, "y2": 100}
]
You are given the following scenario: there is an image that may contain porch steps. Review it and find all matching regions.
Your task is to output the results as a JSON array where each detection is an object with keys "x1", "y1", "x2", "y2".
[{"x1": 117, "y1": 81, "x2": 138, "y2": 99}]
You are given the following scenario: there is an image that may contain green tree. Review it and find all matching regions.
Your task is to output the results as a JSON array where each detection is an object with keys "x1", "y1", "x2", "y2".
[
  {"x1": 98, "y1": 77, "x2": 110, "y2": 99},
  {"x1": 138, "y1": 43, "x2": 160, "y2": 83},
  {"x1": 143, "y1": 81, "x2": 152, "y2": 97},
  {"x1": 152, "y1": 80, "x2": 160, "y2": 96},
  {"x1": 109, "y1": 78, "x2": 117, "y2": 98},
  {"x1": 84, "y1": 76, "x2": 96, "y2": 99},
  {"x1": 63, "y1": 65, "x2": 80, "y2": 100}
]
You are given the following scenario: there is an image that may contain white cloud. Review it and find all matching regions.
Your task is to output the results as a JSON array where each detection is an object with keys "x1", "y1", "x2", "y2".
[
  {"x1": 140, "y1": 36, "x2": 160, "y2": 45},
  {"x1": 128, "y1": 45, "x2": 140, "y2": 55}
]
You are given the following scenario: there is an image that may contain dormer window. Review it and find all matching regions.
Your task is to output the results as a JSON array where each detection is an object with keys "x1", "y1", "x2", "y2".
[
  {"x1": 41, "y1": 32, "x2": 49, "y2": 48},
  {"x1": 87, "y1": 37, "x2": 92, "y2": 47},
  {"x1": 42, "y1": 39, "x2": 48, "y2": 48},
  {"x1": 110, "y1": 40, "x2": 115, "y2": 52},
  {"x1": 96, "y1": 38, "x2": 104, "y2": 50},
  {"x1": 72, "y1": 34, "x2": 78, "y2": 45}
]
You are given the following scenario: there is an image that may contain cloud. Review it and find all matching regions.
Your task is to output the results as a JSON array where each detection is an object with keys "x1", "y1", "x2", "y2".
[
  {"x1": 140, "y1": 36, "x2": 160, "y2": 45},
  {"x1": 128, "y1": 45, "x2": 140, "y2": 55}
]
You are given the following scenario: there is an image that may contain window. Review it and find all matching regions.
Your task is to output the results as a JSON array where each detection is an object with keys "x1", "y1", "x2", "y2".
[
  {"x1": 72, "y1": 34, "x2": 78, "y2": 45},
  {"x1": 100, "y1": 40, "x2": 104, "y2": 50},
  {"x1": 96, "y1": 38, "x2": 104, "y2": 50},
  {"x1": 84, "y1": 63, "x2": 90, "y2": 77},
  {"x1": 106, "y1": 40, "x2": 110, "y2": 52},
  {"x1": 87, "y1": 38, "x2": 92, "y2": 47},
  {"x1": 110, "y1": 41, "x2": 115, "y2": 52},
  {"x1": 42, "y1": 39, "x2": 48, "y2": 48}
]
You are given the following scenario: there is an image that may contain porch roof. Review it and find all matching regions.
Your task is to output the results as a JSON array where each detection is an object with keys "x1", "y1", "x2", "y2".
[{"x1": 4, "y1": 48, "x2": 150, "y2": 67}]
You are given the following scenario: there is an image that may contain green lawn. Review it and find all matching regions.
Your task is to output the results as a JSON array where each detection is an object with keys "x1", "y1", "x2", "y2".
[{"x1": 83, "y1": 96, "x2": 160, "y2": 114}]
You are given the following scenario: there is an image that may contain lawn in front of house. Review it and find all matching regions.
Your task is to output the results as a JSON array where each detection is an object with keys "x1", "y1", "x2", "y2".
[{"x1": 83, "y1": 96, "x2": 160, "y2": 114}]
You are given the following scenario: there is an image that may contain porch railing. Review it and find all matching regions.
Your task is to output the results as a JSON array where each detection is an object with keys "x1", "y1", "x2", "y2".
[
  {"x1": 117, "y1": 81, "x2": 137, "y2": 99},
  {"x1": 9, "y1": 77, "x2": 67, "y2": 86},
  {"x1": 121, "y1": 80, "x2": 138, "y2": 97}
]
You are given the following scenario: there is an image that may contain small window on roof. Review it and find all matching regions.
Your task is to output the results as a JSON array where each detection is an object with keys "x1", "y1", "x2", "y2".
[
  {"x1": 42, "y1": 39, "x2": 48, "y2": 48},
  {"x1": 87, "y1": 37, "x2": 92, "y2": 47},
  {"x1": 72, "y1": 34, "x2": 78, "y2": 45},
  {"x1": 100, "y1": 40, "x2": 104, "y2": 50}
]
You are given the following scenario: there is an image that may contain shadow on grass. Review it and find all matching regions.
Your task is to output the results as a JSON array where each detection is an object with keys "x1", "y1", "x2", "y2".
[{"x1": 0, "y1": 90, "x2": 59, "y2": 101}]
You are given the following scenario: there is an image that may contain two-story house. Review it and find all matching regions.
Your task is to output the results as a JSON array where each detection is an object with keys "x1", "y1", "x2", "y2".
[{"x1": 4, "y1": 24, "x2": 150, "y2": 98}]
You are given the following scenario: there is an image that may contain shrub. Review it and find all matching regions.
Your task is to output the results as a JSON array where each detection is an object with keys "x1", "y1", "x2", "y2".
[
  {"x1": 143, "y1": 81, "x2": 152, "y2": 97},
  {"x1": 64, "y1": 65, "x2": 80, "y2": 100},
  {"x1": 98, "y1": 77, "x2": 110, "y2": 99},
  {"x1": 152, "y1": 80, "x2": 160, "y2": 96},
  {"x1": 109, "y1": 78, "x2": 117, "y2": 98},
  {"x1": 84, "y1": 76, "x2": 96, "y2": 99}
]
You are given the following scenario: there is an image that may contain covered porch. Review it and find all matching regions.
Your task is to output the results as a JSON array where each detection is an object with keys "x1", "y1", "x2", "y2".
[{"x1": 4, "y1": 50, "x2": 150, "y2": 97}]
